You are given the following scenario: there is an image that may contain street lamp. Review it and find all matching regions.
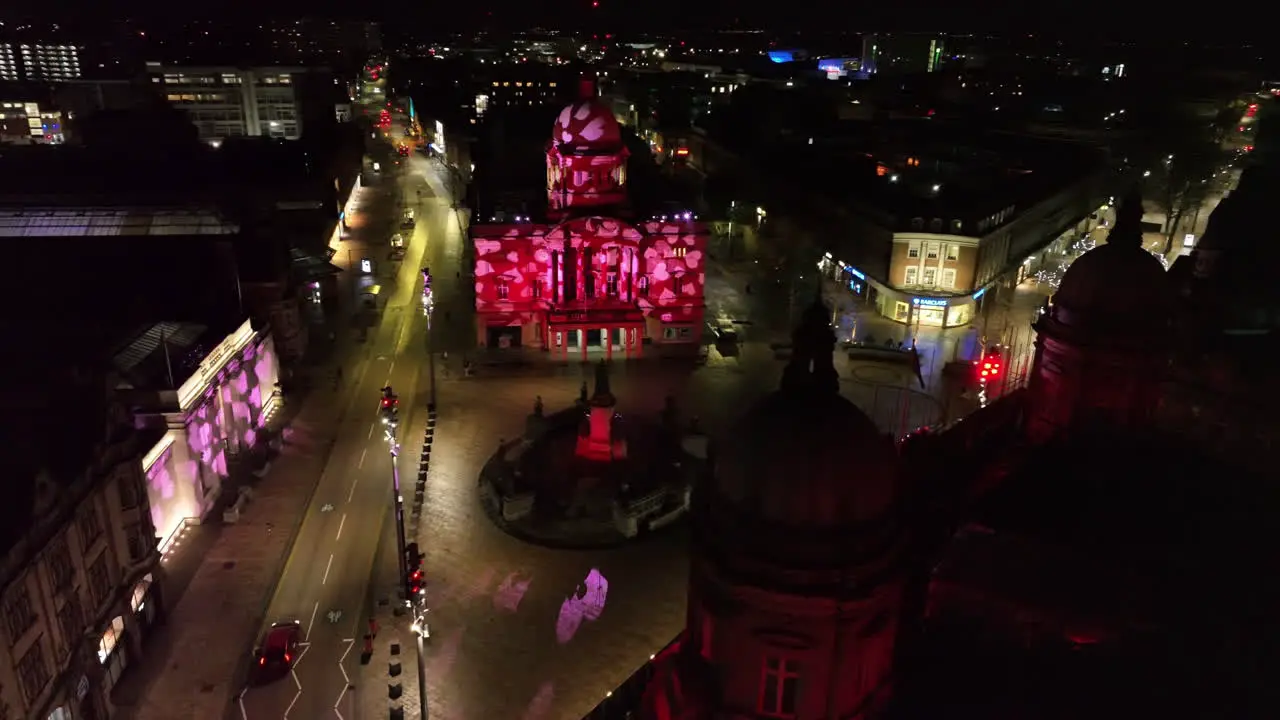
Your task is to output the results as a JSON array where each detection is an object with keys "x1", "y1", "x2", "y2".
[{"x1": 410, "y1": 606, "x2": 430, "y2": 719}]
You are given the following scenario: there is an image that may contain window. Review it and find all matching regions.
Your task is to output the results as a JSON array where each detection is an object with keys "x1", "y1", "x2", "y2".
[
  {"x1": 496, "y1": 279, "x2": 509, "y2": 300},
  {"x1": 57, "y1": 595, "x2": 83, "y2": 649},
  {"x1": 638, "y1": 275, "x2": 649, "y2": 297},
  {"x1": 78, "y1": 503, "x2": 102, "y2": 545},
  {"x1": 3, "y1": 586, "x2": 35, "y2": 641},
  {"x1": 909, "y1": 217, "x2": 924, "y2": 230},
  {"x1": 904, "y1": 267, "x2": 918, "y2": 285},
  {"x1": 759, "y1": 657, "x2": 800, "y2": 718},
  {"x1": 125, "y1": 524, "x2": 151, "y2": 562},
  {"x1": 925, "y1": 243, "x2": 939, "y2": 260},
  {"x1": 17, "y1": 641, "x2": 49, "y2": 705},
  {"x1": 88, "y1": 555, "x2": 111, "y2": 606},
  {"x1": 672, "y1": 246, "x2": 687, "y2": 258},
  {"x1": 907, "y1": 242, "x2": 920, "y2": 259},
  {"x1": 46, "y1": 536, "x2": 73, "y2": 589},
  {"x1": 119, "y1": 472, "x2": 141, "y2": 510},
  {"x1": 942, "y1": 268, "x2": 956, "y2": 289},
  {"x1": 928, "y1": 218, "x2": 943, "y2": 233},
  {"x1": 673, "y1": 274, "x2": 684, "y2": 295},
  {"x1": 923, "y1": 268, "x2": 937, "y2": 287},
  {"x1": 950, "y1": 219, "x2": 963, "y2": 233},
  {"x1": 945, "y1": 244, "x2": 959, "y2": 261},
  {"x1": 606, "y1": 273, "x2": 619, "y2": 297}
]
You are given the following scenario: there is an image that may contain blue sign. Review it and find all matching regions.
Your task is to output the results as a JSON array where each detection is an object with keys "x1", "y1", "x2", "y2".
[
  {"x1": 849, "y1": 281, "x2": 863, "y2": 293},
  {"x1": 845, "y1": 266, "x2": 866, "y2": 281},
  {"x1": 767, "y1": 51, "x2": 795, "y2": 63},
  {"x1": 972, "y1": 287, "x2": 987, "y2": 300},
  {"x1": 912, "y1": 297, "x2": 948, "y2": 308}
]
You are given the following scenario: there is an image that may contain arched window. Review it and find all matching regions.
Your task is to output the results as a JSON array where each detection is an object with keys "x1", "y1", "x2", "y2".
[
  {"x1": 910, "y1": 217, "x2": 924, "y2": 230},
  {"x1": 929, "y1": 218, "x2": 943, "y2": 233},
  {"x1": 950, "y1": 219, "x2": 964, "y2": 233}
]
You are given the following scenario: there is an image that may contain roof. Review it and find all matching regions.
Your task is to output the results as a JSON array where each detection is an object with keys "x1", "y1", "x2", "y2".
[
  {"x1": 0, "y1": 207, "x2": 237, "y2": 237},
  {"x1": 111, "y1": 321, "x2": 209, "y2": 389}
]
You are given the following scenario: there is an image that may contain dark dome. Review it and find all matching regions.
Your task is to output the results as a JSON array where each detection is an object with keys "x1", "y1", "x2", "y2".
[
  {"x1": 714, "y1": 384, "x2": 897, "y2": 530},
  {"x1": 1053, "y1": 240, "x2": 1172, "y2": 330}
]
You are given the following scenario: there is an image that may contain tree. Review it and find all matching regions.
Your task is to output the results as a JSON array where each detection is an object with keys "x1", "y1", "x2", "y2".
[{"x1": 1149, "y1": 133, "x2": 1223, "y2": 255}]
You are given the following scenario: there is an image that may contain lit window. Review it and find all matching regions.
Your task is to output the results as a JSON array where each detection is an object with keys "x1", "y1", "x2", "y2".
[
  {"x1": 925, "y1": 243, "x2": 939, "y2": 259},
  {"x1": 672, "y1": 246, "x2": 687, "y2": 258},
  {"x1": 638, "y1": 275, "x2": 649, "y2": 297},
  {"x1": 758, "y1": 657, "x2": 800, "y2": 718},
  {"x1": 496, "y1": 279, "x2": 509, "y2": 299},
  {"x1": 907, "y1": 243, "x2": 920, "y2": 259}
]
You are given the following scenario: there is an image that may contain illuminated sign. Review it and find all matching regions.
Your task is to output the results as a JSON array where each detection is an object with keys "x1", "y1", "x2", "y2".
[
  {"x1": 434, "y1": 120, "x2": 446, "y2": 156},
  {"x1": 177, "y1": 320, "x2": 256, "y2": 411},
  {"x1": 767, "y1": 51, "x2": 795, "y2": 63},
  {"x1": 361, "y1": 258, "x2": 373, "y2": 273},
  {"x1": 845, "y1": 266, "x2": 866, "y2": 280},
  {"x1": 972, "y1": 287, "x2": 987, "y2": 300},
  {"x1": 912, "y1": 297, "x2": 949, "y2": 308},
  {"x1": 549, "y1": 309, "x2": 645, "y2": 325}
]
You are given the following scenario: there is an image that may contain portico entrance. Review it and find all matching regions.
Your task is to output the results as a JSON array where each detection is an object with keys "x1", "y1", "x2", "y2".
[{"x1": 545, "y1": 308, "x2": 646, "y2": 361}]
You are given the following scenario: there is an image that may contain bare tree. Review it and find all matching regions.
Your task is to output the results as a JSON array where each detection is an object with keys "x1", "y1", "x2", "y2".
[{"x1": 1150, "y1": 135, "x2": 1222, "y2": 255}]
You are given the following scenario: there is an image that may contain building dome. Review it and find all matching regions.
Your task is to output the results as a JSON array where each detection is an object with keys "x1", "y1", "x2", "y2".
[
  {"x1": 711, "y1": 300, "x2": 897, "y2": 530},
  {"x1": 1051, "y1": 193, "x2": 1173, "y2": 331},
  {"x1": 552, "y1": 78, "x2": 623, "y2": 150}
]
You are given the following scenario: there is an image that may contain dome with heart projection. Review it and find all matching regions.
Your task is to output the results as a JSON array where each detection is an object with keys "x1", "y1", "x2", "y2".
[{"x1": 551, "y1": 78, "x2": 624, "y2": 151}]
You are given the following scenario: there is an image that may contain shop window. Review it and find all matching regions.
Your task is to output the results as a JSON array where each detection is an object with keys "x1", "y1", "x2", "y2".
[
  {"x1": 904, "y1": 267, "x2": 918, "y2": 285},
  {"x1": 496, "y1": 279, "x2": 509, "y2": 300},
  {"x1": 907, "y1": 242, "x2": 920, "y2": 259},
  {"x1": 638, "y1": 275, "x2": 649, "y2": 297},
  {"x1": 894, "y1": 301, "x2": 909, "y2": 321},
  {"x1": 759, "y1": 657, "x2": 800, "y2": 718},
  {"x1": 98, "y1": 616, "x2": 125, "y2": 664},
  {"x1": 945, "y1": 244, "x2": 959, "y2": 261},
  {"x1": 942, "y1": 269, "x2": 956, "y2": 289},
  {"x1": 130, "y1": 574, "x2": 154, "y2": 613}
]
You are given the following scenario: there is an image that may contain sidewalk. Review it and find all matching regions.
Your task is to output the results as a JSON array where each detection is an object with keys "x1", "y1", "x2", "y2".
[{"x1": 114, "y1": 370, "x2": 351, "y2": 720}]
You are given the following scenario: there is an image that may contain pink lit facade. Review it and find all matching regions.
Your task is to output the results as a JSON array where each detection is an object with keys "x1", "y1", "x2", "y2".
[
  {"x1": 140, "y1": 320, "x2": 280, "y2": 548},
  {"x1": 473, "y1": 79, "x2": 706, "y2": 357},
  {"x1": 474, "y1": 217, "x2": 707, "y2": 356}
]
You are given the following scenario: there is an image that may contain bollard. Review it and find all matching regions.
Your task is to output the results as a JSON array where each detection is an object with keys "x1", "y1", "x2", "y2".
[{"x1": 369, "y1": 618, "x2": 379, "y2": 638}]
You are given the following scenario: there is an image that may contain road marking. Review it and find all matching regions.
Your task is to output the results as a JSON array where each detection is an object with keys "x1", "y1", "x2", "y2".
[
  {"x1": 238, "y1": 689, "x2": 248, "y2": 720},
  {"x1": 358, "y1": 449, "x2": 367, "y2": 468},
  {"x1": 389, "y1": 360, "x2": 396, "y2": 374},
  {"x1": 347, "y1": 476, "x2": 360, "y2": 503},
  {"x1": 306, "y1": 601, "x2": 319, "y2": 639},
  {"x1": 367, "y1": 423, "x2": 375, "y2": 439},
  {"x1": 335, "y1": 637, "x2": 355, "y2": 717},
  {"x1": 294, "y1": 643, "x2": 310, "y2": 668},
  {"x1": 322, "y1": 554, "x2": 334, "y2": 584},
  {"x1": 335, "y1": 514, "x2": 346, "y2": 541},
  {"x1": 286, "y1": 688, "x2": 301, "y2": 717}
]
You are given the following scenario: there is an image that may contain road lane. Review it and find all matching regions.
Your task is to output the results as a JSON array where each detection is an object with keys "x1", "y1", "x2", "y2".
[{"x1": 237, "y1": 111, "x2": 440, "y2": 720}]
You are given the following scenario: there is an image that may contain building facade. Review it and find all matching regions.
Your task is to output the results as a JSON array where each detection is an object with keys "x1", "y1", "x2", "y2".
[
  {"x1": 0, "y1": 43, "x2": 82, "y2": 82},
  {"x1": 472, "y1": 80, "x2": 707, "y2": 356},
  {"x1": 146, "y1": 63, "x2": 316, "y2": 142},
  {"x1": 0, "y1": 399, "x2": 162, "y2": 720}
]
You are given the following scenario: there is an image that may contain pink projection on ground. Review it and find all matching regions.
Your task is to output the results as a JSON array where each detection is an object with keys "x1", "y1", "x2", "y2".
[
  {"x1": 521, "y1": 681, "x2": 556, "y2": 720},
  {"x1": 555, "y1": 568, "x2": 609, "y2": 644},
  {"x1": 494, "y1": 571, "x2": 532, "y2": 613}
]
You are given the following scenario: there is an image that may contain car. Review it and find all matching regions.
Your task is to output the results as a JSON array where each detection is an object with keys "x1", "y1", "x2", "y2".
[
  {"x1": 253, "y1": 621, "x2": 301, "y2": 683},
  {"x1": 390, "y1": 233, "x2": 404, "y2": 248},
  {"x1": 390, "y1": 247, "x2": 407, "y2": 261}
]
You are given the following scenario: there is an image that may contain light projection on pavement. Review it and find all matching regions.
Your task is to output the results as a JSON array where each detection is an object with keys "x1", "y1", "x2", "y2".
[
  {"x1": 494, "y1": 571, "x2": 532, "y2": 613},
  {"x1": 556, "y1": 568, "x2": 609, "y2": 644},
  {"x1": 521, "y1": 681, "x2": 556, "y2": 720}
]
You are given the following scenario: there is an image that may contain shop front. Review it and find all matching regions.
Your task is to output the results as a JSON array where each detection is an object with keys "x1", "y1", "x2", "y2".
[{"x1": 884, "y1": 294, "x2": 976, "y2": 329}]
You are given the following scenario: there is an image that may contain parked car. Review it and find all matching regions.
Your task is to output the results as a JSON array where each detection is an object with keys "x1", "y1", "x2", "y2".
[{"x1": 390, "y1": 233, "x2": 404, "y2": 248}]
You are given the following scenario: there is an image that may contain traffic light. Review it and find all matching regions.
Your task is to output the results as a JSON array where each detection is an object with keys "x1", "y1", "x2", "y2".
[{"x1": 405, "y1": 543, "x2": 424, "y2": 597}]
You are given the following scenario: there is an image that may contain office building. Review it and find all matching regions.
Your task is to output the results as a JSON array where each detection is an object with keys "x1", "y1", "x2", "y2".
[{"x1": 147, "y1": 62, "x2": 332, "y2": 142}]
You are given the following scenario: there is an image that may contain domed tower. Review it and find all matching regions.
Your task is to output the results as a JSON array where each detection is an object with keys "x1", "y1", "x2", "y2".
[
  {"x1": 1024, "y1": 191, "x2": 1175, "y2": 444},
  {"x1": 641, "y1": 299, "x2": 909, "y2": 720},
  {"x1": 546, "y1": 76, "x2": 629, "y2": 215}
]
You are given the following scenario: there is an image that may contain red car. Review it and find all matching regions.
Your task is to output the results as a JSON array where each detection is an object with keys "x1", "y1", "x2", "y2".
[{"x1": 253, "y1": 621, "x2": 301, "y2": 683}]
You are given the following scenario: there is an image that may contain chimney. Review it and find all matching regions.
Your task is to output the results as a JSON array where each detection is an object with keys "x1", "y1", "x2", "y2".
[{"x1": 578, "y1": 76, "x2": 596, "y2": 100}]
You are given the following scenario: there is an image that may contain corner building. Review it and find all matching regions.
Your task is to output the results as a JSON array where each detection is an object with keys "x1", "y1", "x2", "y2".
[
  {"x1": 472, "y1": 78, "x2": 707, "y2": 357},
  {"x1": 639, "y1": 303, "x2": 909, "y2": 719}
]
